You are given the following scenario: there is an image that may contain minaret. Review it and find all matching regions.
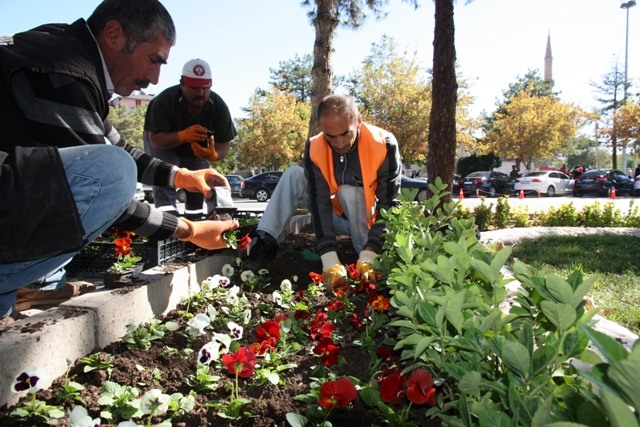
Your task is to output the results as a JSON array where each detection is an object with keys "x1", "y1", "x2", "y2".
[{"x1": 544, "y1": 32, "x2": 553, "y2": 81}]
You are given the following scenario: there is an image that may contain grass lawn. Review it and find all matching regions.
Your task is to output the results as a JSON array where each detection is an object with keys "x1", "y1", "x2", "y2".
[{"x1": 506, "y1": 234, "x2": 640, "y2": 335}]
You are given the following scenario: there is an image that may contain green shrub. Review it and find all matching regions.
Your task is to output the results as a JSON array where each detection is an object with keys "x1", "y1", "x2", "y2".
[
  {"x1": 492, "y1": 196, "x2": 511, "y2": 228},
  {"x1": 511, "y1": 206, "x2": 532, "y2": 227},
  {"x1": 538, "y1": 202, "x2": 579, "y2": 226},
  {"x1": 472, "y1": 198, "x2": 493, "y2": 231},
  {"x1": 376, "y1": 185, "x2": 638, "y2": 426}
]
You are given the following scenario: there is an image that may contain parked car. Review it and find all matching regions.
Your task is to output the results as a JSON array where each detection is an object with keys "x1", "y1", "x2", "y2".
[
  {"x1": 460, "y1": 171, "x2": 514, "y2": 197},
  {"x1": 225, "y1": 174, "x2": 243, "y2": 196},
  {"x1": 634, "y1": 174, "x2": 640, "y2": 196},
  {"x1": 400, "y1": 176, "x2": 428, "y2": 202},
  {"x1": 573, "y1": 169, "x2": 634, "y2": 197},
  {"x1": 240, "y1": 171, "x2": 283, "y2": 202},
  {"x1": 514, "y1": 171, "x2": 574, "y2": 197}
]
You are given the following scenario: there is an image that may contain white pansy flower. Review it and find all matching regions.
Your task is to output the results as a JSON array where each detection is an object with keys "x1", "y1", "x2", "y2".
[
  {"x1": 206, "y1": 304, "x2": 218, "y2": 321},
  {"x1": 258, "y1": 268, "x2": 269, "y2": 276},
  {"x1": 12, "y1": 367, "x2": 47, "y2": 394},
  {"x1": 140, "y1": 389, "x2": 170, "y2": 416},
  {"x1": 292, "y1": 275, "x2": 298, "y2": 282},
  {"x1": 240, "y1": 270, "x2": 255, "y2": 282},
  {"x1": 242, "y1": 308, "x2": 252, "y2": 324},
  {"x1": 272, "y1": 290, "x2": 283, "y2": 306},
  {"x1": 280, "y1": 279, "x2": 292, "y2": 293},
  {"x1": 186, "y1": 313, "x2": 210, "y2": 337},
  {"x1": 212, "y1": 332, "x2": 232, "y2": 354},
  {"x1": 68, "y1": 406, "x2": 100, "y2": 427},
  {"x1": 221, "y1": 264, "x2": 235, "y2": 277},
  {"x1": 227, "y1": 321, "x2": 243, "y2": 339},
  {"x1": 198, "y1": 341, "x2": 221, "y2": 365},
  {"x1": 117, "y1": 422, "x2": 141, "y2": 427}
]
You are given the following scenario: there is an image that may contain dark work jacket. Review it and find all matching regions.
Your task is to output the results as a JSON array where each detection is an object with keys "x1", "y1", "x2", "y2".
[{"x1": 0, "y1": 19, "x2": 109, "y2": 262}]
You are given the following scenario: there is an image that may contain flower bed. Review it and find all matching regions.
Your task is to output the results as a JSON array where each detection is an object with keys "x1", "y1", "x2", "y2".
[{"x1": 2, "y1": 182, "x2": 639, "y2": 426}]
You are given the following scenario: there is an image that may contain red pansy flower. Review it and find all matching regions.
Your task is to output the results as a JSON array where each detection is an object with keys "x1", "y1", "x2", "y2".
[
  {"x1": 318, "y1": 377, "x2": 358, "y2": 409},
  {"x1": 313, "y1": 336, "x2": 339, "y2": 366},
  {"x1": 255, "y1": 320, "x2": 281, "y2": 342},
  {"x1": 250, "y1": 337, "x2": 277, "y2": 356},
  {"x1": 221, "y1": 347, "x2": 257, "y2": 378},
  {"x1": 237, "y1": 233, "x2": 251, "y2": 250},
  {"x1": 273, "y1": 314, "x2": 288, "y2": 323},
  {"x1": 309, "y1": 271, "x2": 323, "y2": 284},
  {"x1": 379, "y1": 367, "x2": 406, "y2": 404},
  {"x1": 348, "y1": 313, "x2": 364, "y2": 331},
  {"x1": 332, "y1": 278, "x2": 348, "y2": 296},
  {"x1": 327, "y1": 300, "x2": 345, "y2": 311},
  {"x1": 294, "y1": 310, "x2": 311, "y2": 321},
  {"x1": 404, "y1": 369, "x2": 436, "y2": 406},
  {"x1": 347, "y1": 263, "x2": 360, "y2": 280},
  {"x1": 376, "y1": 345, "x2": 396, "y2": 361}
]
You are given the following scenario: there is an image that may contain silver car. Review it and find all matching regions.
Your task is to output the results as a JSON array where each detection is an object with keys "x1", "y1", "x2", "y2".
[{"x1": 514, "y1": 171, "x2": 574, "y2": 197}]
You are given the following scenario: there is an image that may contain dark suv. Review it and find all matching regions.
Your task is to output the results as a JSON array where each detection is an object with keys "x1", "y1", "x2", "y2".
[
  {"x1": 240, "y1": 171, "x2": 283, "y2": 202},
  {"x1": 460, "y1": 171, "x2": 514, "y2": 197},
  {"x1": 573, "y1": 169, "x2": 634, "y2": 197}
]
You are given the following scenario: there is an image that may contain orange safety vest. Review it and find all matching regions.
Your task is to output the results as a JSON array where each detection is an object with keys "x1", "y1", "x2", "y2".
[{"x1": 309, "y1": 123, "x2": 388, "y2": 228}]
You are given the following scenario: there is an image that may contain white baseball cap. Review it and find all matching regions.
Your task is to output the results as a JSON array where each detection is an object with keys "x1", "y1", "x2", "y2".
[{"x1": 181, "y1": 58, "x2": 212, "y2": 88}]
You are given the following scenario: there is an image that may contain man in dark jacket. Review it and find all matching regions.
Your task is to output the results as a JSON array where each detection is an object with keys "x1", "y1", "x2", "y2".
[{"x1": 0, "y1": 0, "x2": 237, "y2": 326}]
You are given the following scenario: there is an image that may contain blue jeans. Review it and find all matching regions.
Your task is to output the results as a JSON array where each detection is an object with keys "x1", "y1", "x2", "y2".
[
  {"x1": 0, "y1": 145, "x2": 136, "y2": 317},
  {"x1": 257, "y1": 165, "x2": 369, "y2": 253}
]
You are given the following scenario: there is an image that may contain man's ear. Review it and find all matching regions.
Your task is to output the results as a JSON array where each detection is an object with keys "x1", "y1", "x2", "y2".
[{"x1": 99, "y1": 20, "x2": 126, "y2": 52}]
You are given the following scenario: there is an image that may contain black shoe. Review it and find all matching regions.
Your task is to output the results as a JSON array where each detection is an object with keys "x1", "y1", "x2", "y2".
[{"x1": 244, "y1": 233, "x2": 279, "y2": 270}]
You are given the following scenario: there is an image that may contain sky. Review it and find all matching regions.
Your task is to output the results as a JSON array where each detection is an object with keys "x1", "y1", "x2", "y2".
[{"x1": 2, "y1": 0, "x2": 640, "y2": 124}]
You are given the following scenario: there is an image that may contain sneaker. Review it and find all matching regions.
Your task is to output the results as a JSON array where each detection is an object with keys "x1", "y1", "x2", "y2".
[{"x1": 244, "y1": 232, "x2": 279, "y2": 270}]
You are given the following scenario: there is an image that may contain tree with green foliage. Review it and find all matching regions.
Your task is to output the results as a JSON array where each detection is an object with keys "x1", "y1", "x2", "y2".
[
  {"x1": 269, "y1": 54, "x2": 314, "y2": 103},
  {"x1": 301, "y1": 0, "x2": 420, "y2": 137},
  {"x1": 347, "y1": 35, "x2": 477, "y2": 169},
  {"x1": 591, "y1": 62, "x2": 629, "y2": 169},
  {"x1": 235, "y1": 88, "x2": 310, "y2": 171},
  {"x1": 483, "y1": 91, "x2": 584, "y2": 170},
  {"x1": 108, "y1": 105, "x2": 146, "y2": 150}
]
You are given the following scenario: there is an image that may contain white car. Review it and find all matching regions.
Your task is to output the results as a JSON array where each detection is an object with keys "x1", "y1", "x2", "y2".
[
  {"x1": 513, "y1": 171, "x2": 574, "y2": 197},
  {"x1": 633, "y1": 174, "x2": 640, "y2": 196}
]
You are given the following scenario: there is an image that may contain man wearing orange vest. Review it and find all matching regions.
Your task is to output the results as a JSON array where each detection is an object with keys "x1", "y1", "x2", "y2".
[{"x1": 246, "y1": 94, "x2": 401, "y2": 286}]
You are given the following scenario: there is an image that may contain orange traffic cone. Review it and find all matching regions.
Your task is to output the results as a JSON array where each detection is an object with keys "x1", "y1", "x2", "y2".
[
  {"x1": 519, "y1": 189, "x2": 525, "y2": 199},
  {"x1": 459, "y1": 188, "x2": 464, "y2": 200},
  {"x1": 610, "y1": 187, "x2": 617, "y2": 199}
]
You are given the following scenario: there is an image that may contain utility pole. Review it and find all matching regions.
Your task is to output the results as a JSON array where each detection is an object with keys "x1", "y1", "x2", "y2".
[{"x1": 621, "y1": 1, "x2": 636, "y2": 172}]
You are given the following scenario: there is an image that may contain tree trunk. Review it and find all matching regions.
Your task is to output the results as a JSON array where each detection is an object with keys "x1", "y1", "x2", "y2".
[
  {"x1": 427, "y1": 0, "x2": 457, "y2": 202},
  {"x1": 308, "y1": 0, "x2": 339, "y2": 138}
]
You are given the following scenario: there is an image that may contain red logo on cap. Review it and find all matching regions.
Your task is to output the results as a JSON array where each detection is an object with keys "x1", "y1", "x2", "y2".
[{"x1": 192, "y1": 64, "x2": 206, "y2": 77}]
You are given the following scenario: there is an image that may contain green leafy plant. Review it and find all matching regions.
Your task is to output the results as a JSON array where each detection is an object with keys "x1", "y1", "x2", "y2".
[
  {"x1": 96, "y1": 380, "x2": 141, "y2": 423},
  {"x1": 122, "y1": 318, "x2": 179, "y2": 350}
]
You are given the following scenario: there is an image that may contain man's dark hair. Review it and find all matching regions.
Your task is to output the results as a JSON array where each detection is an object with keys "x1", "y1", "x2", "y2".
[
  {"x1": 87, "y1": 0, "x2": 176, "y2": 53},
  {"x1": 317, "y1": 94, "x2": 358, "y2": 122}
]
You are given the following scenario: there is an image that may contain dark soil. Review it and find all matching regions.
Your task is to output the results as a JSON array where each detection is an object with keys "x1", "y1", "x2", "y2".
[{"x1": 1, "y1": 227, "x2": 388, "y2": 427}]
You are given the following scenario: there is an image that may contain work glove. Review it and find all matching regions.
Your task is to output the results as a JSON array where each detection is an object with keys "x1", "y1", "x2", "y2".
[
  {"x1": 177, "y1": 124, "x2": 207, "y2": 144},
  {"x1": 321, "y1": 251, "x2": 347, "y2": 287},
  {"x1": 174, "y1": 168, "x2": 229, "y2": 199},
  {"x1": 356, "y1": 249, "x2": 377, "y2": 280},
  {"x1": 179, "y1": 218, "x2": 239, "y2": 250},
  {"x1": 190, "y1": 135, "x2": 218, "y2": 162}
]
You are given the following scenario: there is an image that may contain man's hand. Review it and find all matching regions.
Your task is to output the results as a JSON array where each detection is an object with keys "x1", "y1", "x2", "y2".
[
  {"x1": 190, "y1": 136, "x2": 218, "y2": 162},
  {"x1": 320, "y1": 251, "x2": 346, "y2": 287},
  {"x1": 177, "y1": 124, "x2": 207, "y2": 144},
  {"x1": 174, "y1": 168, "x2": 230, "y2": 199},
  {"x1": 356, "y1": 249, "x2": 376, "y2": 280},
  {"x1": 178, "y1": 218, "x2": 239, "y2": 250},
  {"x1": 322, "y1": 264, "x2": 347, "y2": 287}
]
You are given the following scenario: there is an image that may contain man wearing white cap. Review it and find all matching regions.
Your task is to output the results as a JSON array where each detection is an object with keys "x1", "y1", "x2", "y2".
[{"x1": 144, "y1": 58, "x2": 236, "y2": 217}]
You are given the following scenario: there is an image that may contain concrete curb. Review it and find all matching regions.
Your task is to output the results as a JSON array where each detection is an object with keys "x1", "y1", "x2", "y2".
[{"x1": 0, "y1": 252, "x2": 234, "y2": 407}]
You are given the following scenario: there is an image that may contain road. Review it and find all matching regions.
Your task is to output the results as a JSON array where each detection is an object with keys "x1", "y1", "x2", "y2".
[{"x1": 230, "y1": 194, "x2": 640, "y2": 215}]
